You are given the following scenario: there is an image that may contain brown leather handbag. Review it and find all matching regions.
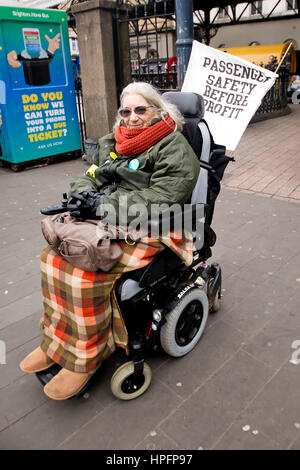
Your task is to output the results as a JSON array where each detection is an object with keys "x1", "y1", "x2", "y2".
[{"x1": 41, "y1": 213, "x2": 123, "y2": 272}]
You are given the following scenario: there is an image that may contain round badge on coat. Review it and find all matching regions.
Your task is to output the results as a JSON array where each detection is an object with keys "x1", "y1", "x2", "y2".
[{"x1": 129, "y1": 158, "x2": 140, "y2": 170}]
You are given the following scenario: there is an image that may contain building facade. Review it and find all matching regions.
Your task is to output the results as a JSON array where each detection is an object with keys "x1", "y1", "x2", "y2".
[{"x1": 208, "y1": 1, "x2": 299, "y2": 49}]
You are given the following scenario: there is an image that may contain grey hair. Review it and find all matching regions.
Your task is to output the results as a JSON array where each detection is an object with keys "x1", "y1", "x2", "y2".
[{"x1": 113, "y1": 82, "x2": 184, "y2": 132}]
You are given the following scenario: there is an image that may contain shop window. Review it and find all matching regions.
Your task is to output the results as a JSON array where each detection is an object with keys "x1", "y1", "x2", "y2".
[
  {"x1": 218, "y1": 7, "x2": 229, "y2": 18},
  {"x1": 251, "y1": 1, "x2": 263, "y2": 15},
  {"x1": 287, "y1": 0, "x2": 297, "y2": 10}
]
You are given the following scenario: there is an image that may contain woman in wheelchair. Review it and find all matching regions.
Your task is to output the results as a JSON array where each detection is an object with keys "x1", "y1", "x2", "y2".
[{"x1": 19, "y1": 82, "x2": 208, "y2": 401}]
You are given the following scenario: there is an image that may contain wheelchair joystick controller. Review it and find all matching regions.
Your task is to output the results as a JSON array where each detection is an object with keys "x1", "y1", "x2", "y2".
[
  {"x1": 40, "y1": 193, "x2": 72, "y2": 215},
  {"x1": 61, "y1": 192, "x2": 68, "y2": 207}
]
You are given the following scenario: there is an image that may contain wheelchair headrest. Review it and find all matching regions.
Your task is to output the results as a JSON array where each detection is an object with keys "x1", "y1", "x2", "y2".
[{"x1": 163, "y1": 91, "x2": 205, "y2": 119}]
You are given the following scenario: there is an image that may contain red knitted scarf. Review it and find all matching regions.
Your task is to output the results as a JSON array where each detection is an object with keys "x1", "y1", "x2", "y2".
[{"x1": 115, "y1": 114, "x2": 175, "y2": 155}]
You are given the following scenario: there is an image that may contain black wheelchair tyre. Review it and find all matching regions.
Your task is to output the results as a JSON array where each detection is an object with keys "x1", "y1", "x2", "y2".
[{"x1": 160, "y1": 289, "x2": 209, "y2": 357}]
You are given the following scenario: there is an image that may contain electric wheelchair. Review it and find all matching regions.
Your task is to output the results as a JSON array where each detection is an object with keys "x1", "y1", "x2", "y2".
[{"x1": 37, "y1": 91, "x2": 232, "y2": 400}]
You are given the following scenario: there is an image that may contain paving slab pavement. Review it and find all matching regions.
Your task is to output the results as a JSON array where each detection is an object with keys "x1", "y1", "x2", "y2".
[
  {"x1": 223, "y1": 104, "x2": 300, "y2": 200},
  {"x1": 0, "y1": 106, "x2": 299, "y2": 450}
]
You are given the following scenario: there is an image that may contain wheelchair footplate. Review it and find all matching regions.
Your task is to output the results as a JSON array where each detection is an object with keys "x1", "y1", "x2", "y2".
[
  {"x1": 35, "y1": 363, "x2": 105, "y2": 399},
  {"x1": 35, "y1": 363, "x2": 62, "y2": 386}
]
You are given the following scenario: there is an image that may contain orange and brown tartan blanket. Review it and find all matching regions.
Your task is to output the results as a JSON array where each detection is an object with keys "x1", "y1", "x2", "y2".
[{"x1": 40, "y1": 233, "x2": 193, "y2": 373}]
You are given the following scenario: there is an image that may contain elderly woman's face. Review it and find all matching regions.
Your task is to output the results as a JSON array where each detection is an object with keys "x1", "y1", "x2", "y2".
[{"x1": 121, "y1": 93, "x2": 156, "y2": 128}]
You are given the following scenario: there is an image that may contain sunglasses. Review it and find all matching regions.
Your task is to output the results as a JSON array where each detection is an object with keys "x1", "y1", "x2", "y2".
[{"x1": 119, "y1": 106, "x2": 153, "y2": 118}]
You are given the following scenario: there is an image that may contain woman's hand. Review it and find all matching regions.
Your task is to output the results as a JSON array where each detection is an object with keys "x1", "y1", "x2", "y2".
[{"x1": 69, "y1": 191, "x2": 102, "y2": 219}]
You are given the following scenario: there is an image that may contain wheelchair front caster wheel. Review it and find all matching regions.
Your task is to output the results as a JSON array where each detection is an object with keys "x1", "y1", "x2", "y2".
[
  {"x1": 211, "y1": 286, "x2": 221, "y2": 313},
  {"x1": 207, "y1": 278, "x2": 221, "y2": 313},
  {"x1": 110, "y1": 361, "x2": 152, "y2": 400}
]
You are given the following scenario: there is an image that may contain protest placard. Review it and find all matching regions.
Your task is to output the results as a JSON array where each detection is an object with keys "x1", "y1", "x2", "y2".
[{"x1": 182, "y1": 41, "x2": 278, "y2": 151}]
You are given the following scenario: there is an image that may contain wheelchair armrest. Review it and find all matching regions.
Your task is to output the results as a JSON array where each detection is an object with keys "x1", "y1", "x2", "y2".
[
  {"x1": 147, "y1": 203, "x2": 205, "y2": 236},
  {"x1": 210, "y1": 147, "x2": 226, "y2": 156}
]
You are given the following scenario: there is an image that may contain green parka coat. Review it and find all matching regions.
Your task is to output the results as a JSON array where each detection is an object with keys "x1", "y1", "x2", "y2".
[{"x1": 70, "y1": 130, "x2": 200, "y2": 224}]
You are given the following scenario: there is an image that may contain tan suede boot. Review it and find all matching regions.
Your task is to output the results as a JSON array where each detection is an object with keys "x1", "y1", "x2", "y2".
[
  {"x1": 43, "y1": 368, "x2": 93, "y2": 400},
  {"x1": 20, "y1": 346, "x2": 55, "y2": 373}
]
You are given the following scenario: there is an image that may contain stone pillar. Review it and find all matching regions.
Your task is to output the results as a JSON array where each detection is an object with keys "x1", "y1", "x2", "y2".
[
  {"x1": 71, "y1": 0, "x2": 118, "y2": 138},
  {"x1": 114, "y1": 6, "x2": 131, "y2": 96}
]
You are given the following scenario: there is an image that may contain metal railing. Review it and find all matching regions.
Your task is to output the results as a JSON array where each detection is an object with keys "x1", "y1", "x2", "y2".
[
  {"x1": 254, "y1": 66, "x2": 290, "y2": 118},
  {"x1": 114, "y1": 0, "x2": 177, "y2": 96},
  {"x1": 131, "y1": 61, "x2": 178, "y2": 91}
]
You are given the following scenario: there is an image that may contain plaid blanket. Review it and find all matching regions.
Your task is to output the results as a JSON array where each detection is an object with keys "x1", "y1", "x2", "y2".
[{"x1": 40, "y1": 233, "x2": 193, "y2": 373}]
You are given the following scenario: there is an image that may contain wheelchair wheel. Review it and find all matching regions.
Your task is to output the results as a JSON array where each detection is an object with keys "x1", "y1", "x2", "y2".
[
  {"x1": 160, "y1": 289, "x2": 209, "y2": 357},
  {"x1": 110, "y1": 361, "x2": 152, "y2": 400}
]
